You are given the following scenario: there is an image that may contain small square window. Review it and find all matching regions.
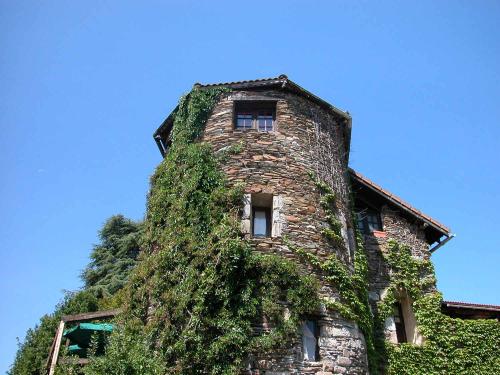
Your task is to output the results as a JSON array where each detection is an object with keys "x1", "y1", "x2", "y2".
[
  {"x1": 257, "y1": 112, "x2": 274, "y2": 132},
  {"x1": 234, "y1": 101, "x2": 276, "y2": 132},
  {"x1": 236, "y1": 113, "x2": 253, "y2": 130}
]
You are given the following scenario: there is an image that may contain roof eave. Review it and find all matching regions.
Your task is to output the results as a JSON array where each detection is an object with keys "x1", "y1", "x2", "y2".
[
  {"x1": 153, "y1": 76, "x2": 353, "y2": 161},
  {"x1": 349, "y1": 168, "x2": 451, "y2": 238}
]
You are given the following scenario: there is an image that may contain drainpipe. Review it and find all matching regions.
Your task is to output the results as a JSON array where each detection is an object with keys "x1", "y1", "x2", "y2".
[{"x1": 154, "y1": 135, "x2": 166, "y2": 157}]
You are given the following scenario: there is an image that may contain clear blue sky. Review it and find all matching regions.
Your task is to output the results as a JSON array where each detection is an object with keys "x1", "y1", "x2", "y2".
[{"x1": 1, "y1": 0, "x2": 499, "y2": 372}]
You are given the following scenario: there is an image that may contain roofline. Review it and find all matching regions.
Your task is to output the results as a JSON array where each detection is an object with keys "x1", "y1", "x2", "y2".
[
  {"x1": 442, "y1": 301, "x2": 500, "y2": 312},
  {"x1": 349, "y1": 168, "x2": 451, "y2": 236},
  {"x1": 193, "y1": 75, "x2": 351, "y2": 120},
  {"x1": 153, "y1": 75, "x2": 352, "y2": 160}
]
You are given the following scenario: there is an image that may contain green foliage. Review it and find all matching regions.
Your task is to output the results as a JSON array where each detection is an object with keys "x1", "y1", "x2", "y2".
[
  {"x1": 82, "y1": 215, "x2": 143, "y2": 297},
  {"x1": 85, "y1": 87, "x2": 320, "y2": 374},
  {"x1": 9, "y1": 290, "x2": 99, "y2": 375},
  {"x1": 379, "y1": 241, "x2": 500, "y2": 375},
  {"x1": 10, "y1": 214, "x2": 141, "y2": 375},
  {"x1": 290, "y1": 174, "x2": 379, "y2": 373},
  {"x1": 14, "y1": 84, "x2": 498, "y2": 375},
  {"x1": 303, "y1": 175, "x2": 500, "y2": 374}
]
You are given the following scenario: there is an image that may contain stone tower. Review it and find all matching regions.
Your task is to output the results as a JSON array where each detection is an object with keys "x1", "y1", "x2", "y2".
[{"x1": 154, "y1": 75, "x2": 370, "y2": 374}]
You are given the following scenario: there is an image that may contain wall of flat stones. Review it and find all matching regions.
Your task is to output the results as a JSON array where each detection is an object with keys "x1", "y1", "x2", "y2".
[
  {"x1": 363, "y1": 205, "x2": 434, "y2": 344},
  {"x1": 200, "y1": 89, "x2": 368, "y2": 374}
]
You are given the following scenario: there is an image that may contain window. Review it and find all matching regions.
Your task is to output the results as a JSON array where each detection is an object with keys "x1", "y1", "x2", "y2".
[
  {"x1": 356, "y1": 208, "x2": 382, "y2": 233},
  {"x1": 393, "y1": 302, "x2": 407, "y2": 343},
  {"x1": 302, "y1": 320, "x2": 320, "y2": 361},
  {"x1": 252, "y1": 207, "x2": 270, "y2": 237},
  {"x1": 236, "y1": 113, "x2": 253, "y2": 130},
  {"x1": 234, "y1": 101, "x2": 276, "y2": 132},
  {"x1": 251, "y1": 193, "x2": 273, "y2": 238},
  {"x1": 390, "y1": 294, "x2": 423, "y2": 345}
]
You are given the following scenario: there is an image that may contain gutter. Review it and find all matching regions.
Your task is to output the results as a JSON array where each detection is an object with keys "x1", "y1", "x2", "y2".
[{"x1": 429, "y1": 234, "x2": 455, "y2": 254}]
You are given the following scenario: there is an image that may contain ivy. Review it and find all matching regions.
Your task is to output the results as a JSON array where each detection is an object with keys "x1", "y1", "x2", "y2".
[
  {"x1": 47, "y1": 86, "x2": 499, "y2": 375},
  {"x1": 378, "y1": 241, "x2": 500, "y2": 375},
  {"x1": 287, "y1": 174, "x2": 380, "y2": 374},
  {"x1": 83, "y1": 87, "x2": 321, "y2": 374}
]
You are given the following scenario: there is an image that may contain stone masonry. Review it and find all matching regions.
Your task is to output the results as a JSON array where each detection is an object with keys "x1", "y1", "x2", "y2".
[
  {"x1": 201, "y1": 89, "x2": 368, "y2": 374},
  {"x1": 154, "y1": 76, "x2": 454, "y2": 374}
]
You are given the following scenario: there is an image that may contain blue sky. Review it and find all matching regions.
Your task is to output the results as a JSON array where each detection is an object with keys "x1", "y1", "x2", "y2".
[{"x1": 1, "y1": 0, "x2": 499, "y2": 371}]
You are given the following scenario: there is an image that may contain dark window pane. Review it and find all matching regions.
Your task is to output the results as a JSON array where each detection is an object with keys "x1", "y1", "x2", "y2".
[
  {"x1": 356, "y1": 212, "x2": 365, "y2": 233},
  {"x1": 394, "y1": 303, "x2": 407, "y2": 343},
  {"x1": 258, "y1": 114, "x2": 273, "y2": 131},
  {"x1": 236, "y1": 113, "x2": 253, "y2": 130},
  {"x1": 356, "y1": 209, "x2": 381, "y2": 233},
  {"x1": 366, "y1": 212, "x2": 381, "y2": 231}
]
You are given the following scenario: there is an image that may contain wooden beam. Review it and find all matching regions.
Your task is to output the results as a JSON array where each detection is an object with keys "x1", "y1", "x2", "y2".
[
  {"x1": 62, "y1": 308, "x2": 122, "y2": 323},
  {"x1": 48, "y1": 320, "x2": 65, "y2": 375},
  {"x1": 44, "y1": 329, "x2": 58, "y2": 372}
]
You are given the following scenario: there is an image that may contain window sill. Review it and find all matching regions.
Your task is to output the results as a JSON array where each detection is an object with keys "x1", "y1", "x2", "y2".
[
  {"x1": 233, "y1": 128, "x2": 276, "y2": 133},
  {"x1": 301, "y1": 360, "x2": 322, "y2": 366},
  {"x1": 372, "y1": 230, "x2": 387, "y2": 238}
]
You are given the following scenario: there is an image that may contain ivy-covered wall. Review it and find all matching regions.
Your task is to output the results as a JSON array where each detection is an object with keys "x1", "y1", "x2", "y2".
[
  {"x1": 376, "y1": 240, "x2": 500, "y2": 374},
  {"x1": 201, "y1": 88, "x2": 370, "y2": 373},
  {"x1": 82, "y1": 88, "x2": 322, "y2": 374},
  {"x1": 71, "y1": 83, "x2": 500, "y2": 375}
]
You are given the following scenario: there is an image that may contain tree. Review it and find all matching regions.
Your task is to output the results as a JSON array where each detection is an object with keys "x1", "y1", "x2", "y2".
[
  {"x1": 9, "y1": 290, "x2": 99, "y2": 375},
  {"x1": 82, "y1": 215, "x2": 142, "y2": 297},
  {"x1": 9, "y1": 214, "x2": 142, "y2": 375}
]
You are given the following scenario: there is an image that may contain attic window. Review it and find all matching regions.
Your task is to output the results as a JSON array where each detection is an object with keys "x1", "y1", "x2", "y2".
[
  {"x1": 356, "y1": 208, "x2": 382, "y2": 233},
  {"x1": 234, "y1": 101, "x2": 276, "y2": 132}
]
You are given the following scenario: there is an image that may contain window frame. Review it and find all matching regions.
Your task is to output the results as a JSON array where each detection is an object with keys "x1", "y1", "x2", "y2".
[
  {"x1": 234, "y1": 101, "x2": 276, "y2": 132},
  {"x1": 394, "y1": 302, "x2": 408, "y2": 343},
  {"x1": 356, "y1": 207, "x2": 383, "y2": 233}
]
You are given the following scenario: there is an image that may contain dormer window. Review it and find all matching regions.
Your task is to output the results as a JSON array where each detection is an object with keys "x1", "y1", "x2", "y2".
[
  {"x1": 356, "y1": 208, "x2": 382, "y2": 233},
  {"x1": 234, "y1": 101, "x2": 276, "y2": 132}
]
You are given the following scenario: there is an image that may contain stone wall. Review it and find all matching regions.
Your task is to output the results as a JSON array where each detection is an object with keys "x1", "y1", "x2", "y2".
[
  {"x1": 200, "y1": 89, "x2": 368, "y2": 374},
  {"x1": 363, "y1": 205, "x2": 432, "y2": 345}
]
